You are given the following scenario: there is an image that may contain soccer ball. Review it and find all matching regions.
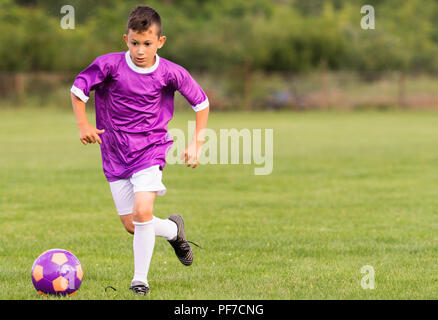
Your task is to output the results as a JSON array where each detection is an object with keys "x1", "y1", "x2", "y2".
[{"x1": 31, "y1": 249, "x2": 83, "y2": 296}]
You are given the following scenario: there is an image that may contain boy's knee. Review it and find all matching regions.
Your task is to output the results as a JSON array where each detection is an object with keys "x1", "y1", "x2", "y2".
[{"x1": 133, "y1": 205, "x2": 153, "y2": 222}]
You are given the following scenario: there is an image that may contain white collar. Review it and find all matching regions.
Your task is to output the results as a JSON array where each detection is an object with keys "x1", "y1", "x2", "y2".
[{"x1": 125, "y1": 51, "x2": 160, "y2": 74}]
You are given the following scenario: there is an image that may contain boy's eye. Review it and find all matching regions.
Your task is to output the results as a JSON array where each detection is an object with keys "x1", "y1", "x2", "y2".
[{"x1": 131, "y1": 42, "x2": 151, "y2": 46}]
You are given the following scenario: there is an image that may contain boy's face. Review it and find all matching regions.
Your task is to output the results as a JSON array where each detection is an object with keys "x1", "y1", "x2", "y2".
[{"x1": 123, "y1": 24, "x2": 166, "y2": 68}]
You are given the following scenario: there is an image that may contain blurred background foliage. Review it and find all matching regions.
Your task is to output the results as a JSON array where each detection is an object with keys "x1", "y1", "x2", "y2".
[
  {"x1": 2, "y1": 0, "x2": 438, "y2": 110},
  {"x1": 4, "y1": 0, "x2": 438, "y2": 73}
]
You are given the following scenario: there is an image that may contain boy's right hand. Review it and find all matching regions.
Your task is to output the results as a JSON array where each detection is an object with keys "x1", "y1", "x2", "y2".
[{"x1": 78, "y1": 123, "x2": 105, "y2": 145}]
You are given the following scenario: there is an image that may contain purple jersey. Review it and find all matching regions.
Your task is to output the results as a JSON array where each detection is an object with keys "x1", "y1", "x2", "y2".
[{"x1": 71, "y1": 51, "x2": 209, "y2": 181}]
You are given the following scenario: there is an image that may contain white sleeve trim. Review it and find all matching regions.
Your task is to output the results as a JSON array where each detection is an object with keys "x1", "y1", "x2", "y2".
[
  {"x1": 192, "y1": 98, "x2": 209, "y2": 112},
  {"x1": 70, "y1": 85, "x2": 89, "y2": 103}
]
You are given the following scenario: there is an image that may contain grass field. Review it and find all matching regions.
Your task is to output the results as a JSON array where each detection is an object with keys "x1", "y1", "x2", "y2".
[{"x1": 1, "y1": 108, "x2": 438, "y2": 300}]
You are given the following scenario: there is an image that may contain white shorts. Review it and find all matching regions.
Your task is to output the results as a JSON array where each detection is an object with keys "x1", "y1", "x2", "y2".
[{"x1": 109, "y1": 165, "x2": 166, "y2": 215}]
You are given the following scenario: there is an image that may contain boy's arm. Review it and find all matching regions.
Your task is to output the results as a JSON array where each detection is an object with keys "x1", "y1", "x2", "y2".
[
  {"x1": 182, "y1": 106, "x2": 209, "y2": 168},
  {"x1": 71, "y1": 92, "x2": 105, "y2": 145}
]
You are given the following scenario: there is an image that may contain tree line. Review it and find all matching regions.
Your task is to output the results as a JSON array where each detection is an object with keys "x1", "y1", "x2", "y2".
[{"x1": 1, "y1": 0, "x2": 438, "y2": 74}]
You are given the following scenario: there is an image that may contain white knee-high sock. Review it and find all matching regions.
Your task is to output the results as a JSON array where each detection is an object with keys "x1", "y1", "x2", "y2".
[
  {"x1": 132, "y1": 220, "x2": 155, "y2": 286},
  {"x1": 152, "y1": 216, "x2": 177, "y2": 240}
]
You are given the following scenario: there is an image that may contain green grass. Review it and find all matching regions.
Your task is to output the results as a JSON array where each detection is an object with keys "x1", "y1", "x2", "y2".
[{"x1": 2, "y1": 108, "x2": 438, "y2": 299}]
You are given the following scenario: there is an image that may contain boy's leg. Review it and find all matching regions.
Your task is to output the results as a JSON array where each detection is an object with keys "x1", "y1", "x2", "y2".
[
  {"x1": 120, "y1": 214, "x2": 177, "y2": 240},
  {"x1": 131, "y1": 191, "x2": 156, "y2": 290},
  {"x1": 115, "y1": 198, "x2": 193, "y2": 267},
  {"x1": 129, "y1": 165, "x2": 177, "y2": 240},
  {"x1": 110, "y1": 170, "x2": 177, "y2": 240},
  {"x1": 111, "y1": 165, "x2": 192, "y2": 272}
]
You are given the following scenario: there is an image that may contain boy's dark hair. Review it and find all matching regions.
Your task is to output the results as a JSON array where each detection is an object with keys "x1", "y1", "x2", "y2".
[{"x1": 126, "y1": 6, "x2": 162, "y2": 36}]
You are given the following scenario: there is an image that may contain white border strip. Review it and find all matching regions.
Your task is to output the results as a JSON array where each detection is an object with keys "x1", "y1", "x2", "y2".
[
  {"x1": 70, "y1": 85, "x2": 89, "y2": 103},
  {"x1": 192, "y1": 98, "x2": 209, "y2": 112}
]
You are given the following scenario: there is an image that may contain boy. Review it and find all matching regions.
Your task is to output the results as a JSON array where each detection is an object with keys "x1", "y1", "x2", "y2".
[{"x1": 70, "y1": 5, "x2": 209, "y2": 295}]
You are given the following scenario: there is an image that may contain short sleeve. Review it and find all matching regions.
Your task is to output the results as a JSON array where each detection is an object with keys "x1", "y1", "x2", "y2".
[
  {"x1": 171, "y1": 65, "x2": 209, "y2": 112},
  {"x1": 70, "y1": 55, "x2": 113, "y2": 103}
]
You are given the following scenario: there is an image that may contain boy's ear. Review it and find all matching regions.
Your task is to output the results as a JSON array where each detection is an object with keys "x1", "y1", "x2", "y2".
[
  {"x1": 157, "y1": 35, "x2": 167, "y2": 49},
  {"x1": 123, "y1": 34, "x2": 128, "y2": 46}
]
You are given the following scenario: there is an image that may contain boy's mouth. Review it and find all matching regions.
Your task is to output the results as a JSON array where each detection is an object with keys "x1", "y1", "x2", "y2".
[{"x1": 135, "y1": 57, "x2": 145, "y2": 63}]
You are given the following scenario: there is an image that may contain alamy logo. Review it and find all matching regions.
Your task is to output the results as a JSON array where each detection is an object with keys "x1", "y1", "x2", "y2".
[
  {"x1": 167, "y1": 121, "x2": 274, "y2": 175},
  {"x1": 361, "y1": 5, "x2": 375, "y2": 30},
  {"x1": 360, "y1": 265, "x2": 375, "y2": 290},
  {"x1": 60, "y1": 5, "x2": 75, "y2": 29}
]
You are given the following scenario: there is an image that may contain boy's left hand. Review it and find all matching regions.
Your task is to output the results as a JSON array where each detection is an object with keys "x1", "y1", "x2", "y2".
[{"x1": 181, "y1": 141, "x2": 202, "y2": 168}]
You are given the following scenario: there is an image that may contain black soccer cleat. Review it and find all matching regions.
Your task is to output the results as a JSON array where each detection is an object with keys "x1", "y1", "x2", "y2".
[
  {"x1": 130, "y1": 281, "x2": 150, "y2": 295},
  {"x1": 167, "y1": 214, "x2": 194, "y2": 266}
]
